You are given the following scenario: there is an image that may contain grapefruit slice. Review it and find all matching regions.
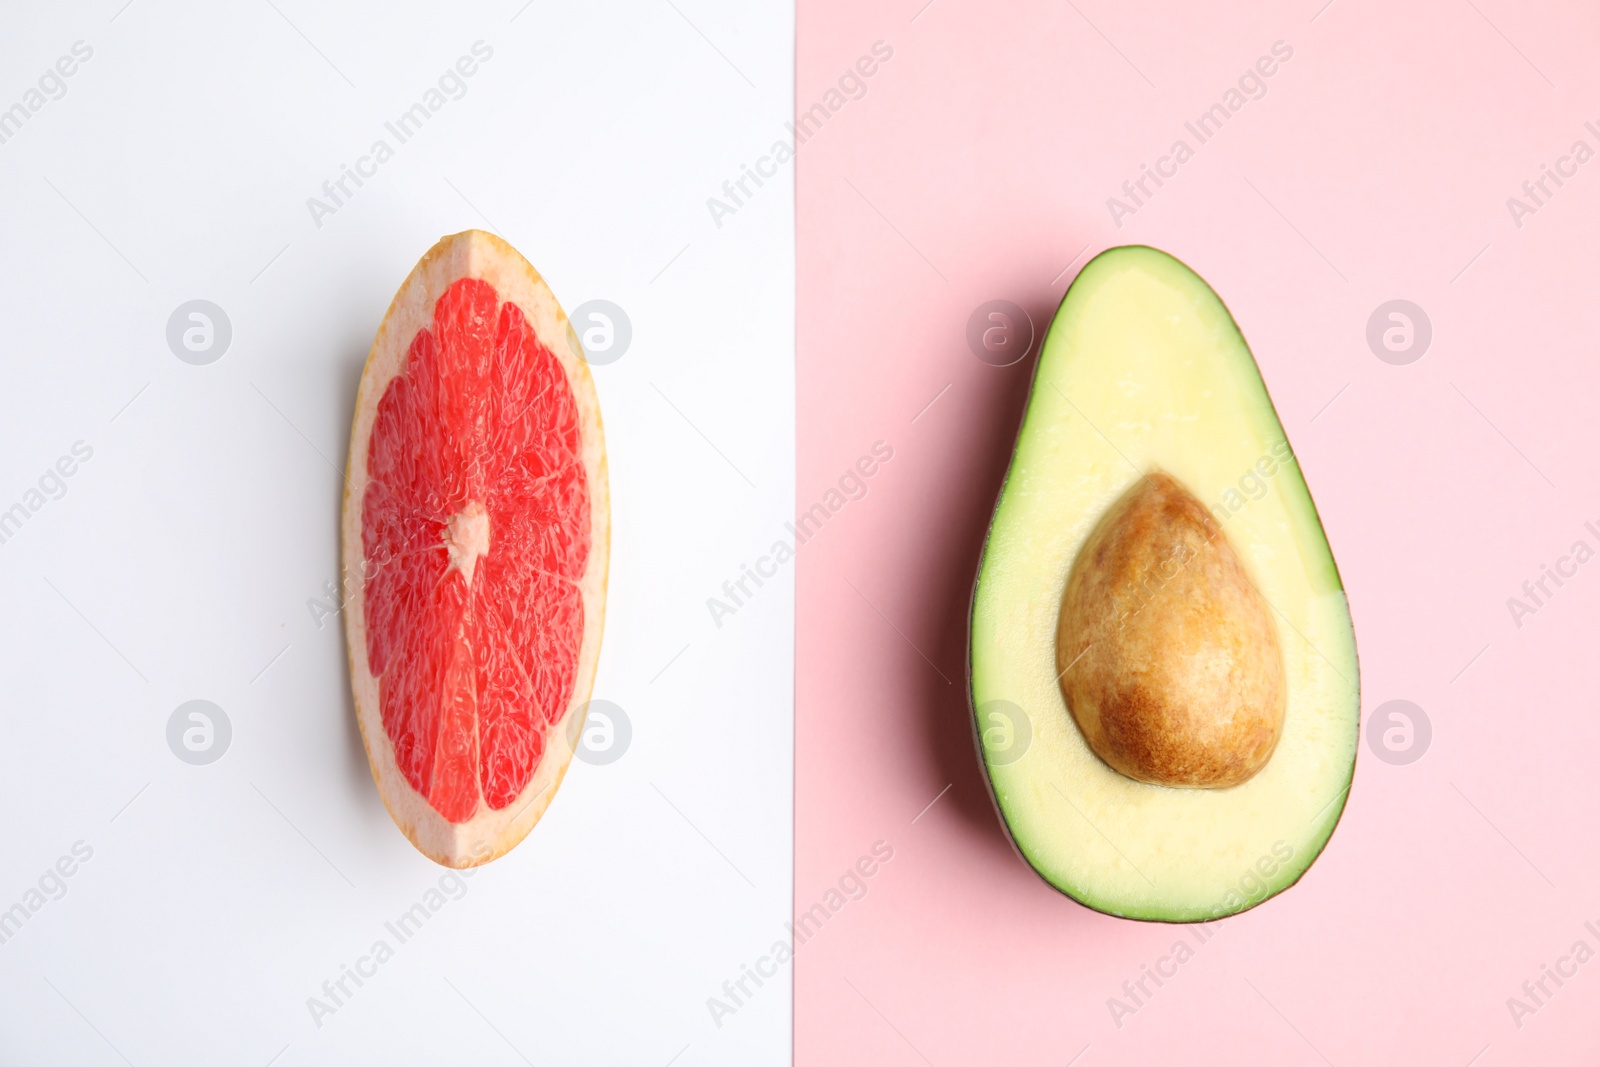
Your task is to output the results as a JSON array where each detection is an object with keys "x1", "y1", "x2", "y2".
[{"x1": 341, "y1": 230, "x2": 608, "y2": 868}]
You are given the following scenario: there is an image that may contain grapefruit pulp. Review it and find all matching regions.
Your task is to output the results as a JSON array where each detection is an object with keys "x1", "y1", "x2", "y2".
[{"x1": 342, "y1": 230, "x2": 608, "y2": 868}]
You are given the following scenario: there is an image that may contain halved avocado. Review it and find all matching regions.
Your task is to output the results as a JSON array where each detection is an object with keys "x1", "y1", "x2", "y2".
[{"x1": 969, "y1": 246, "x2": 1358, "y2": 922}]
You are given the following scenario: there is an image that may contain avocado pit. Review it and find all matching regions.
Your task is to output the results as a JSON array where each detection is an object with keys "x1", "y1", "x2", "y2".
[{"x1": 1057, "y1": 472, "x2": 1284, "y2": 788}]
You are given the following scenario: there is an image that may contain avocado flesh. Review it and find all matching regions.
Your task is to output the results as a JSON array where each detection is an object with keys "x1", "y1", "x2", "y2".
[{"x1": 970, "y1": 246, "x2": 1358, "y2": 922}]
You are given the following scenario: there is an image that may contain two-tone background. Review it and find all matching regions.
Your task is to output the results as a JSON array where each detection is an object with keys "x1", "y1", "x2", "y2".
[{"x1": 3, "y1": 1, "x2": 1597, "y2": 1064}]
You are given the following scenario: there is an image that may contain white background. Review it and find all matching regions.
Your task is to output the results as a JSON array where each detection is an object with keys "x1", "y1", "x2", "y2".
[{"x1": 0, "y1": 2, "x2": 794, "y2": 1063}]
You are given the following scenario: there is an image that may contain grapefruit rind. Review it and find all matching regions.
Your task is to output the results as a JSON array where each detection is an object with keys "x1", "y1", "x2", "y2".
[{"x1": 342, "y1": 229, "x2": 609, "y2": 868}]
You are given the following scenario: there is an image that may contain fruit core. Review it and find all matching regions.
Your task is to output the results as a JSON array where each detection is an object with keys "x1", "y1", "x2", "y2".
[
  {"x1": 1056, "y1": 472, "x2": 1284, "y2": 788},
  {"x1": 445, "y1": 502, "x2": 491, "y2": 585}
]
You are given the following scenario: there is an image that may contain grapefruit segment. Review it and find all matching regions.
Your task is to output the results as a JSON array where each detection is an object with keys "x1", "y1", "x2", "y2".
[{"x1": 343, "y1": 230, "x2": 608, "y2": 868}]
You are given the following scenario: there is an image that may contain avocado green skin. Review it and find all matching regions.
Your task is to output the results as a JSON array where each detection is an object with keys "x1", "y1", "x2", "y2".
[{"x1": 965, "y1": 244, "x2": 1359, "y2": 923}]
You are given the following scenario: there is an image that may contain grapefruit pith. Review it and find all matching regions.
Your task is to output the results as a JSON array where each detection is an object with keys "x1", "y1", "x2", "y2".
[{"x1": 342, "y1": 230, "x2": 608, "y2": 868}]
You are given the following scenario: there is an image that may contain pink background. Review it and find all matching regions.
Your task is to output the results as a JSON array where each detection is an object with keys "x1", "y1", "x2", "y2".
[{"x1": 795, "y1": 1, "x2": 1600, "y2": 1064}]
